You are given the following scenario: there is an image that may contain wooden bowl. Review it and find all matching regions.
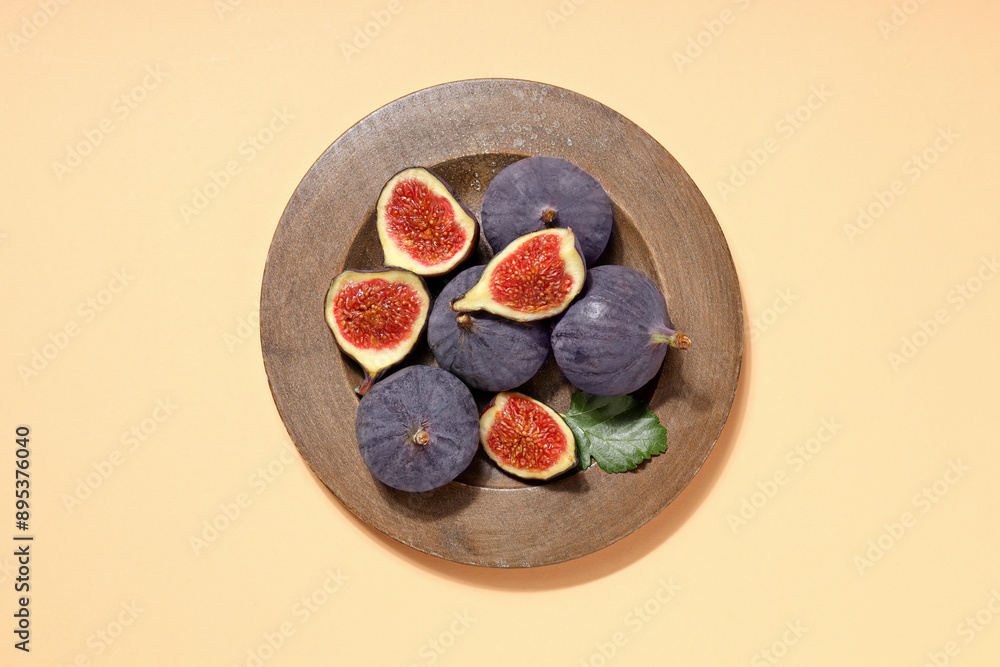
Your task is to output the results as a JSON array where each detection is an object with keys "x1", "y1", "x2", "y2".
[{"x1": 260, "y1": 79, "x2": 743, "y2": 567}]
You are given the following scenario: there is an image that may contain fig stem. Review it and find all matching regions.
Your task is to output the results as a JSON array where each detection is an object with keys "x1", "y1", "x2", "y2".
[
  {"x1": 357, "y1": 373, "x2": 376, "y2": 396},
  {"x1": 449, "y1": 295, "x2": 468, "y2": 313},
  {"x1": 651, "y1": 329, "x2": 692, "y2": 350}
]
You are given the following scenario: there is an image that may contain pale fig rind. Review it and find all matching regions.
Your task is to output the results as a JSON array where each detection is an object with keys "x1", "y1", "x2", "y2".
[
  {"x1": 376, "y1": 167, "x2": 478, "y2": 276},
  {"x1": 427, "y1": 265, "x2": 550, "y2": 392},
  {"x1": 324, "y1": 268, "x2": 431, "y2": 395},
  {"x1": 356, "y1": 365, "x2": 479, "y2": 492},
  {"x1": 450, "y1": 228, "x2": 586, "y2": 322},
  {"x1": 551, "y1": 265, "x2": 689, "y2": 397},
  {"x1": 481, "y1": 156, "x2": 613, "y2": 265},
  {"x1": 479, "y1": 392, "x2": 577, "y2": 480}
]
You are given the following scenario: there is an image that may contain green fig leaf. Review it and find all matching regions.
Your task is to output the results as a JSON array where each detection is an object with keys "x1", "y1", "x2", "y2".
[{"x1": 562, "y1": 391, "x2": 667, "y2": 473}]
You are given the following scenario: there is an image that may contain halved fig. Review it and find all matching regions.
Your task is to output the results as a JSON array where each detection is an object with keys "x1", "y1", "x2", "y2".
[
  {"x1": 479, "y1": 392, "x2": 577, "y2": 480},
  {"x1": 450, "y1": 228, "x2": 586, "y2": 321},
  {"x1": 376, "y1": 167, "x2": 478, "y2": 276},
  {"x1": 324, "y1": 268, "x2": 430, "y2": 395},
  {"x1": 481, "y1": 156, "x2": 613, "y2": 265}
]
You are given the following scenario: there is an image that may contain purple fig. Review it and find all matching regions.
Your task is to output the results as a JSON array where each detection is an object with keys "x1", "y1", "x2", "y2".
[
  {"x1": 551, "y1": 265, "x2": 690, "y2": 396},
  {"x1": 428, "y1": 265, "x2": 550, "y2": 392},
  {"x1": 355, "y1": 365, "x2": 479, "y2": 492},
  {"x1": 481, "y1": 156, "x2": 612, "y2": 265}
]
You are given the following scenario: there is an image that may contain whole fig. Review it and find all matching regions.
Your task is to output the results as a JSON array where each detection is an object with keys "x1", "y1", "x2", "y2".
[
  {"x1": 427, "y1": 265, "x2": 550, "y2": 392},
  {"x1": 481, "y1": 156, "x2": 612, "y2": 265},
  {"x1": 355, "y1": 365, "x2": 479, "y2": 492},
  {"x1": 551, "y1": 265, "x2": 690, "y2": 396}
]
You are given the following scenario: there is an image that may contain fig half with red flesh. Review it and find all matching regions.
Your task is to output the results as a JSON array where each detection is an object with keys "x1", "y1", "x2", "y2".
[
  {"x1": 479, "y1": 392, "x2": 577, "y2": 480},
  {"x1": 376, "y1": 167, "x2": 478, "y2": 276},
  {"x1": 450, "y1": 228, "x2": 586, "y2": 322},
  {"x1": 324, "y1": 268, "x2": 431, "y2": 395},
  {"x1": 481, "y1": 156, "x2": 613, "y2": 265}
]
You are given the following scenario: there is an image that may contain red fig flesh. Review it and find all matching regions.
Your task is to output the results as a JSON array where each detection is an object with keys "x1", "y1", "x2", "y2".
[
  {"x1": 479, "y1": 392, "x2": 577, "y2": 480},
  {"x1": 324, "y1": 268, "x2": 430, "y2": 395},
  {"x1": 376, "y1": 167, "x2": 478, "y2": 276},
  {"x1": 451, "y1": 228, "x2": 586, "y2": 321}
]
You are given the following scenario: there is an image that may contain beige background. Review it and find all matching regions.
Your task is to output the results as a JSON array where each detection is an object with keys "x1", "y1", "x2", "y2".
[{"x1": 3, "y1": 1, "x2": 999, "y2": 665}]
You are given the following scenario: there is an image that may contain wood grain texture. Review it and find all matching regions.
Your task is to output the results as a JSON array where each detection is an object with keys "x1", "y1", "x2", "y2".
[{"x1": 260, "y1": 79, "x2": 743, "y2": 568}]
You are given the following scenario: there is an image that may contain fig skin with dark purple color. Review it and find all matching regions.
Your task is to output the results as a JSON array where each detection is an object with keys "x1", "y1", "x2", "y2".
[
  {"x1": 551, "y1": 265, "x2": 690, "y2": 397},
  {"x1": 355, "y1": 365, "x2": 479, "y2": 492},
  {"x1": 428, "y1": 265, "x2": 551, "y2": 392},
  {"x1": 480, "y1": 156, "x2": 613, "y2": 265}
]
